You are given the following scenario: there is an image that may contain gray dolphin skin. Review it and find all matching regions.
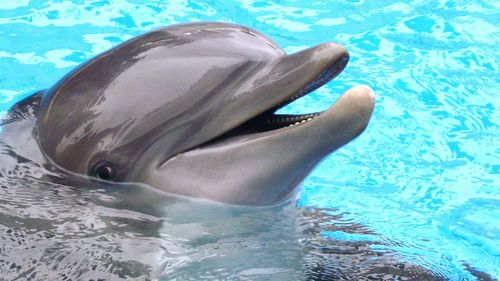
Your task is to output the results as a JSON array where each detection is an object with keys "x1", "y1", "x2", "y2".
[{"x1": 2, "y1": 22, "x2": 374, "y2": 205}]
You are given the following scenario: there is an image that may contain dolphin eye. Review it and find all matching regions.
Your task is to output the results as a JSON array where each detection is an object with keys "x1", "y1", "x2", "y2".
[{"x1": 91, "y1": 161, "x2": 115, "y2": 181}]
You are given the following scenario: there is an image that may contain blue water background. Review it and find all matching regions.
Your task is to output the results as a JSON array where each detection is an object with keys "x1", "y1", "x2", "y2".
[{"x1": 0, "y1": 0, "x2": 498, "y2": 279}]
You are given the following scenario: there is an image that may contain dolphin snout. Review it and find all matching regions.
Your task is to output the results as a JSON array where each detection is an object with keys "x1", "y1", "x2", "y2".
[
  {"x1": 306, "y1": 85, "x2": 375, "y2": 155},
  {"x1": 328, "y1": 85, "x2": 375, "y2": 136}
]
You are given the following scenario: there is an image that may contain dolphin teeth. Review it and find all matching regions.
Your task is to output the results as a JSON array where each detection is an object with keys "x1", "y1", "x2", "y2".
[{"x1": 259, "y1": 111, "x2": 323, "y2": 131}]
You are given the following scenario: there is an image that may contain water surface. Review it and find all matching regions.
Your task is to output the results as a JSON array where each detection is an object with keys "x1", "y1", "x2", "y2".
[{"x1": 0, "y1": 0, "x2": 498, "y2": 280}]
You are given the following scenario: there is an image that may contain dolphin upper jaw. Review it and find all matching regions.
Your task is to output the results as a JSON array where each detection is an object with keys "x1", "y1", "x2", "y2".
[{"x1": 188, "y1": 42, "x2": 351, "y2": 151}]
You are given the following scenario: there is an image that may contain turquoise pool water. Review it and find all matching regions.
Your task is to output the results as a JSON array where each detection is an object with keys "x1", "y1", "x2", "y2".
[{"x1": 0, "y1": 0, "x2": 498, "y2": 280}]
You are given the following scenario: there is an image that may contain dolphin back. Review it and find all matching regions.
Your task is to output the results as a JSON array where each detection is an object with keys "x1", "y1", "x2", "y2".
[{"x1": 1, "y1": 91, "x2": 43, "y2": 126}]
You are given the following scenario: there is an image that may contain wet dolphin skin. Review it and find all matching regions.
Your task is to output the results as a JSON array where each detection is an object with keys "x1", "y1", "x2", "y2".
[{"x1": 4, "y1": 22, "x2": 375, "y2": 205}]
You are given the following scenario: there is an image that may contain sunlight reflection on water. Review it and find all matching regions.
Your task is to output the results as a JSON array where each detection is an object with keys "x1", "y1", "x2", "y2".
[{"x1": 0, "y1": 0, "x2": 498, "y2": 280}]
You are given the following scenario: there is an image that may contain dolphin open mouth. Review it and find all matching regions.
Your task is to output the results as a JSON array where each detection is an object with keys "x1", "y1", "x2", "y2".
[
  {"x1": 198, "y1": 49, "x2": 350, "y2": 147},
  {"x1": 141, "y1": 40, "x2": 376, "y2": 205},
  {"x1": 152, "y1": 42, "x2": 369, "y2": 205},
  {"x1": 248, "y1": 55, "x2": 349, "y2": 131}
]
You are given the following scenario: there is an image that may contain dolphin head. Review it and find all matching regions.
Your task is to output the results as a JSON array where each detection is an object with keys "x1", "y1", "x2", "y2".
[{"x1": 36, "y1": 22, "x2": 374, "y2": 205}]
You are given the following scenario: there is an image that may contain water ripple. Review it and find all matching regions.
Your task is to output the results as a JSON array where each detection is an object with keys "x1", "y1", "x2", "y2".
[{"x1": 0, "y1": 0, "x2": 499, "y2": 280}]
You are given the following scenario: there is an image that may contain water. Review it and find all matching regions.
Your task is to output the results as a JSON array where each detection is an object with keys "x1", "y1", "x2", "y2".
[{"x1": 0, "y1": 0, "x2": 498, "y2": 280}]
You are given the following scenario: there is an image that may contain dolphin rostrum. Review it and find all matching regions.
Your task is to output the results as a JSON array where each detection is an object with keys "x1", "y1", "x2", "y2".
[{"x1": 1, "y1": 22, "x2": 374, "y2": 205}]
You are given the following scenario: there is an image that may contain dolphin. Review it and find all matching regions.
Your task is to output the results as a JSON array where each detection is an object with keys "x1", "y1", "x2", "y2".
[{"x1": 1, "y1": 22, "x2": 374, "y2": 205}]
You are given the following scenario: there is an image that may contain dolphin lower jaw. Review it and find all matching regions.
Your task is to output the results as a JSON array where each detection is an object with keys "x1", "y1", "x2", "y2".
[{"x1": 144, "y1": 85, "x2": 374, "y2": 205}]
